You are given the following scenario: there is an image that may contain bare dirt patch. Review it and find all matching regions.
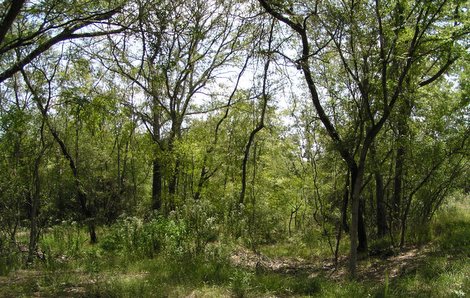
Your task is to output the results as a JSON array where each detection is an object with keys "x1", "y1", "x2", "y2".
[
  {"x1": 230, "y1": 246, "x2": 336, "y2": 277},
  {"x1": 230, "y1": 245, "x2": 433, "y2": 282}
]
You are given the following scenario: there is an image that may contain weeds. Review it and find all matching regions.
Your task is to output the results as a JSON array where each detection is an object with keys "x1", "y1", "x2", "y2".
[{"x1": 1, "y1": 198, "x2": 468, "y2": 297}]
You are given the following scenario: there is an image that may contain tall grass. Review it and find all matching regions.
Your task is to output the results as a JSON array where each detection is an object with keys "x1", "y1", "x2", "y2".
[{"x1": 1, "y1": 194, "x2": 469, "y2": 297}]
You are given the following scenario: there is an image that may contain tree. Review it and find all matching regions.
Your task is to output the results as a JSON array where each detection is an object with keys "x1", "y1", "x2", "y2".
[
  {"x1": 108, "y1": 0, "x2": 247, "y2": 213},
  {"x1": 239, "y1": 20, "x2": 274, "y2": 207},
  {"x1": 258, "y1": 0, "x2": 467, "y2": 277},
  {"x1": 0, "y1": 0, "x2": 125, "y2": 83}
]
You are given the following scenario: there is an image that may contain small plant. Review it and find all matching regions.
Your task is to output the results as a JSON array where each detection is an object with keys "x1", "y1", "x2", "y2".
[
  {"x1": 0, "y1": 238, "x2": 22, "y2": 275},
  {"x1": 230, "y1": 269, "x2": 253, "y2": 297}
]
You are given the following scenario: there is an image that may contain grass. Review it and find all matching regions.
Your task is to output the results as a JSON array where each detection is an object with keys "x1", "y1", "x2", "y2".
[{"x1": 0, "y1": 196, "x2": 469, "y2": 297}]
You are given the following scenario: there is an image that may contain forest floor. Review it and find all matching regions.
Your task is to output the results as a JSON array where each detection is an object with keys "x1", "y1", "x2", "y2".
[
  {"x1": 229, "y1": 243, "x2": 432, "y2": 283},
  {"x1": 1, "y1": 241, "x2": 468, "y2": 297},
  {"x1": 1, "y1": 200, "x2": 469, "y2": 297}
]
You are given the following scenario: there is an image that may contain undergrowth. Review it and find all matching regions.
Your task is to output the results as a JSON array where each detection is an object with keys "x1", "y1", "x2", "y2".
[{"x1": 0, "y1": 195, "x2": 468, "y2": 297}]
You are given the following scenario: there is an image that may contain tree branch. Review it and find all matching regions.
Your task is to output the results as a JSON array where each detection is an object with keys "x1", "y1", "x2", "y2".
[
  {"x1": 0, "y1": 7, "x2": 122, "y2": 83},
  {"x1": 0, "y1": 0, "x2": 26, "y2": 45}
]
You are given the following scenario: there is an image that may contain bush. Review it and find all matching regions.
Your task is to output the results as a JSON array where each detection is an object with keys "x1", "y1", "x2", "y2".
[
  {"x1": 99, "y1": 215, "x2": 188, "y2": 260},
  {"x1": 0, "y1": 235, "x2": 22, "y2": 275},
  {"x1": 40, "y1": 221, "x2": 86, "y2": 259}
]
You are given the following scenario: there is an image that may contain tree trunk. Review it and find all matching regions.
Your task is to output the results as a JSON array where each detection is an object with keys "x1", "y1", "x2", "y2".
[
  {"x1": 349, "y1": 166, "x2": 364, "y2": 277},
  {"x1": 0, "y1": 0, "x2": 26, "y2": 45},
  {"x1": 166, "y1": 114, "x2": 181, "y2": 212},
  {"x1": 392, "y1": 146, "x2": 404, "y2": 231},
  {"x1": 168, "y1": 159, "x2": 179, "y2": 212},
  {"x1": 28, "y1": 151, "x2": 44, "y2": 263},
  {"x1": 239, "y1": 127, "x2": 262, "y2": 206},
  {"x1": 47, "y1": 116, "x2": 96, "y2": 243},
  {"x1": 152, "y1": 158, "x2": 162, "y2": 210},
  {"x1": 399, "y1": 196, "x2": 412, "y2": 248},
  {"x1": 22, "y1": 70, "x2": 97, "y2": 243},
  {"x1": 375, "y1": 172, "x2": 388, "y2": 238},
  {"x1": 342, "y1": 171, "x2": 350, "y2": 233},
  {"x1": 194, "y1": 159, "x2": 207, "y2": 201},
  {"x1": 357, "y1": 199, "x2": 368, "y2": 253},
  {"x1": 151, "y1": 104, "x2": 163, "y2": 211},
  {"x1": 77, "y1": 191, "x2": 97, "y2": 244},
  {"x1": 393, "y1": 97, "x2": 411, "y2": 232},
  {"x1": 88, "y1": 221, "x2": 97, "y2": 244}
]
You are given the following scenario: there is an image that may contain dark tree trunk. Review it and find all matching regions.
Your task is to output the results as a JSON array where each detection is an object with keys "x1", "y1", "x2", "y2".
[
  {"x1": 240, "y1": 126, "x2": 263, "y2": 206},
  {"x1": 28, "y1": 150, "x2": 44, "y2": 263},
  {"x1": 349, "y1": 167, "x2": 361, "y2": 277},
  {"x1": 393, "y1": 97, "x2": 411, "y2": 232},
  {"x1": 0, "y1": 0, "x2": 26, "y2": 45},
  {"x1": 152, "y1": 158, "x2": 162, "y2": 210},
  {"x1": 194, "y1": 160, "x2": 207, "y2": 201},
  {"x1": 375, "y1": 172, "x2": 388, "y2": 238},
  {"x1": 88, "y1": 221, "x2": 97, "y2": 244},
  {"x1": 349, "y1": 164, "x2": 367, "y2": 275},
  {"x1": 168, "y1": 159, "x2": 179, "y2": 212},
  {"x1": 78, "y1": 191, "x2": 97, "y2": 244},
  {"x1": 399, "y1": 197, "x2": 411, "y2": 248},
  {"x1": 168, "y1": 161, "x2": 178, "y2": 196},
  {"x1": 151, "y1": 104, "x2": 162, "y2": 211},
  {"x1": 342, "y1": 171, "x2": 350, "y2": 233},
  {"x1": 44, "y1": 112, "x2": 96, "y2": 243},
  {"x1": 239, "y1": 21, "x2": 273, "y2": 206},
  {"x1": 357, "y1": 199, "x2": 368, "y2": 253},
  {"x1": 166, "y1": 115, "x2": 181, "y2": 212},
  {"x1": 392, "y1": 146, "x2": 404, "y2": 230}
]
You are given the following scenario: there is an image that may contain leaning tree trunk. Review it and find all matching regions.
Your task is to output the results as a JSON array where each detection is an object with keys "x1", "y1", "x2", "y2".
[
  {"x1": 23, "y1": 71, "x2": 97, "y2": 244},
  {"x1": 239, "y1": 21, "x2": 273, "y2": 207}
]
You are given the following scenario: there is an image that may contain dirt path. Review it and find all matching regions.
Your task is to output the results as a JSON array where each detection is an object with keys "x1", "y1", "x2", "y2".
[{"x1": 230, "y1": 245, "x2": 432, "y2": 282}]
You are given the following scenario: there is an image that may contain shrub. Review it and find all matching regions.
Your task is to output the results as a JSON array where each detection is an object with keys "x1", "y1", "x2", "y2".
[
  {"x1": 99, "y1": 215, "x2": 188, "y2": 260},
  {"x1": 0, "y1": 235, "x2": 22, "y2": 275}
]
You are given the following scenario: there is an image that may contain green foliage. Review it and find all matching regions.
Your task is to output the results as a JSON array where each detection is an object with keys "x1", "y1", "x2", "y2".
[
  {"x1": 0, "y1": 0, "x2": 469, "y2": 296},
  {"x1": 99, "y1": 215, "x2": 188, "y2": 260},
  {"x1": 432, "y1": 197, "x2": 470, "y2": 254},
  {"x1": 0, "y1": 237, "x2": 22, "y2": 276}
]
